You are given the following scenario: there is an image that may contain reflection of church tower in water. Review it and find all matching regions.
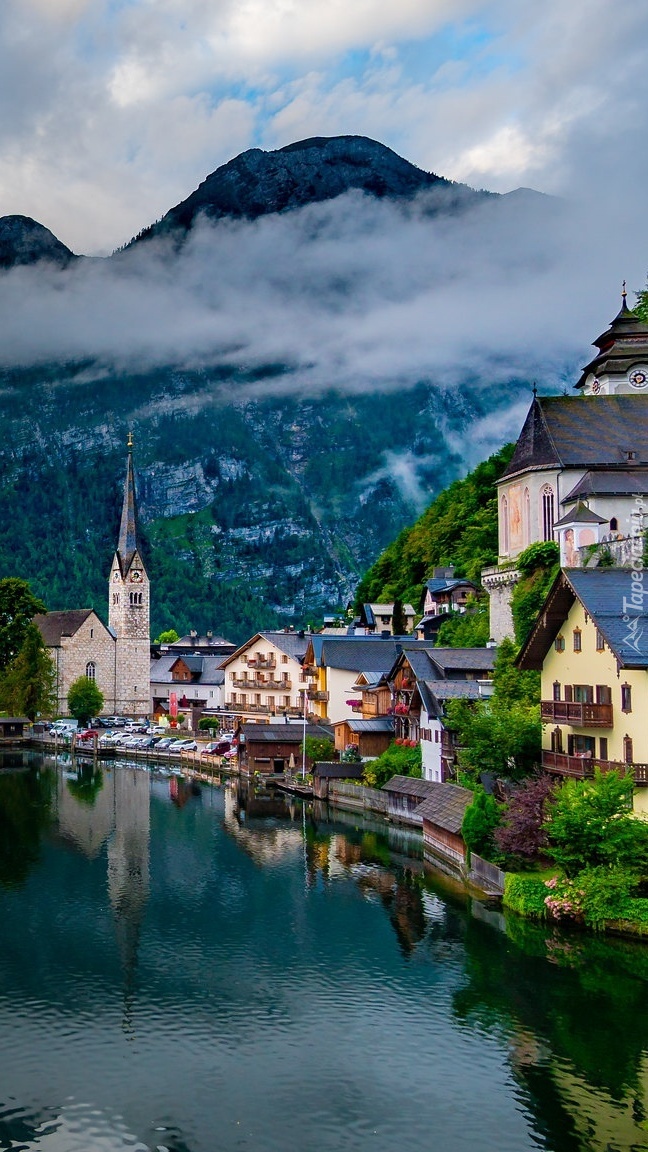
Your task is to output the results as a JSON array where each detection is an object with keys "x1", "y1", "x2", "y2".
[
  {"x1": 108, "y1": 435, "x2": 151, "y2": 716},
  {"x1": 107, "y1": 767, "x2": 151, "y2": 1032}
]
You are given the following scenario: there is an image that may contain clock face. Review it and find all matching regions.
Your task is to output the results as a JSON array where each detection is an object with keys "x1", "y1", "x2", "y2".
[
  {"x1": 591, "y1": 378, "x2": 601, "y2": 394},
  {"x1": 130, "y1": 569, "x2": 143, "y2": 582},
  {"x1": 629, "y1": 367, "x2": 648, "y2": 390},
  {"x1": 112, "y1": 571, "x2": 120, "y2": 582}
]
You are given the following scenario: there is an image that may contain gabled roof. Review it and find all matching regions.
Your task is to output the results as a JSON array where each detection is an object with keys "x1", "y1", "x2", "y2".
[
  {"x1": 34, "y1": 609, "x2": 104, "y2": 648},
  {"x1": 553, "y1": 502, "x2": 608, "y2": 528},
  {"x1": 312, "y1": 762, "x2": 364, "y2": 779},
  {"x1": 561, "y1": 469, "x2": 648, "y2": 503},
  {"x1": 517, "y1": 567, "x2": 648, "y2": 670},
  {"x1": 150, "y1": 655, "x2": 225, "y2": 685},
  {"x1": 416, "y1": 784, "x2": 474, "y2": 834},
  {"x1": 220, "y1": 630, "x2": 309, "y2": 667},
  {"x1": 381, "y1": 775, "x2": 439, "y2": 799},
  {"x1": 501, "y1": 396, "x2": 648, "y2": 481},
  {"x1": 425, "y1": 576, "x2": 477, "y2": 595},
  {"x1": 309, "y1": 636, "x2": 408, "y2": 673}
]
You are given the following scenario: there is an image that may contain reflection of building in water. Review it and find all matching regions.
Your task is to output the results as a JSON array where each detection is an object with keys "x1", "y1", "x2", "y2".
[
  {"x1": 222, "y1": 781, "x2": 303, "y2": 867},
  {"x1": 54, "y1": 764, "x2": 151, "y2": 1016}
]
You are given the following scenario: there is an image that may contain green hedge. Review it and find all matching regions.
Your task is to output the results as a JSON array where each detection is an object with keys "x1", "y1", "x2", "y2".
[{"x1": 503, "y1": 873, "x2": 549, "y2": 919}]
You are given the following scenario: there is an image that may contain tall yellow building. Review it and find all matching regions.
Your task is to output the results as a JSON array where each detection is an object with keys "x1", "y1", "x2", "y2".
[{"x1": 518, "y1": 567, "x2": 648, "y2": 814}]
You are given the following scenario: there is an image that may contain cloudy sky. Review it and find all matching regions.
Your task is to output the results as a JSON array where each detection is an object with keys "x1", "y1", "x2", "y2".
[
  {"x1": 1, "y1": 0, "x2": 647, "y2": 255},
  {"x1": 0, "y1": 0, "x2": 647, "y2": 424}
]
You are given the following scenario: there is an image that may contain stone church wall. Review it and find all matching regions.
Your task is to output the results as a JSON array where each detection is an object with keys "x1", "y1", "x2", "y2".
[{"x1": 53, "y1": 614, "x2": 116, "y2": 715}]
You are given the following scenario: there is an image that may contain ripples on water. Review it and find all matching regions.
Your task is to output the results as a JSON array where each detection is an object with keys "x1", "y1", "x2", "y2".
[{"x1": 0, "y1": 758, "x2": 647, "y2": 1152}]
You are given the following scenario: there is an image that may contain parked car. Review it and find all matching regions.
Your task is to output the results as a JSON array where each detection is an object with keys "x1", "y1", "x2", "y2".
[{"x1": 155, "y1": 738, "x2": 174, "y2": 750}]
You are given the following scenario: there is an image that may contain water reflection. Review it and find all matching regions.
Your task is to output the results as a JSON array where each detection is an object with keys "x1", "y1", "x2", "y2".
[{"x1": 0, "y1": 761, "x2": 646, "y2": 1152}]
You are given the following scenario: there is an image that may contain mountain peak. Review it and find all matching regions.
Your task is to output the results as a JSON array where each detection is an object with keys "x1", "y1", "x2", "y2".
[
  {"x1": 128, "y1": 134, "x2": 487, "y2": 246},
  {"x1": 0, "y1": 215, "x2": 76, "y2": 270}
]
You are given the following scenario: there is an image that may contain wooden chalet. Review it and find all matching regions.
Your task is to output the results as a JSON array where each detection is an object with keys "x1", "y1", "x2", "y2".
[
  {"x1": 0, "y1": 717, "x2": 29, "y2": 742},
  {"x1": 242, "y1": 722, "x2": 335, "y2": 775},
  {"x1": 312, "y1": 761, "x2": 364, "y2": 799},
  {"x1": 381, "y1": 775, "x2": 441, "y2": 825},
  {"x1": 333, "y1": 716, "x2": 395, "y2": 758}
]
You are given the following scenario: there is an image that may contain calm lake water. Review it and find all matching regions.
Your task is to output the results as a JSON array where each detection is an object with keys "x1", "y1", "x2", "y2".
[{"x1": 0, "y1": 753, "x2": 647, "y2": 1152}]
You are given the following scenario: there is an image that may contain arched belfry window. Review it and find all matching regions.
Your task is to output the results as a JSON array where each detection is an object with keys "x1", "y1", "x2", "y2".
[
  {"x1": 129, "y1": 591, "x2": 143, "y2": 606},
  {"x1": 501, "y1": 495, "x2": 509, "y2": 554},
  {"x1": 541, "y1": 484, "x2": 555, "y2": 542},
  {"x1": 86, "y1": 662, "x2": 96, "y2": 681}
]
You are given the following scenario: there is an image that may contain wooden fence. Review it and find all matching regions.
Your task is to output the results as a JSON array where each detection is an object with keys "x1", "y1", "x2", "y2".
[
  {"x1": 468, "y1": 853, "x2": 506, "y2": 895},
  {"x1": 328, "y1": 781, "x2": 388, "y2": 814}
]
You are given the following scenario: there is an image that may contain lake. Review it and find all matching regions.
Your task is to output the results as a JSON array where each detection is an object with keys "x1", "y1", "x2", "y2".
[{"x1": 0, "y1": 754, "x2": 647, "y2": 1152}]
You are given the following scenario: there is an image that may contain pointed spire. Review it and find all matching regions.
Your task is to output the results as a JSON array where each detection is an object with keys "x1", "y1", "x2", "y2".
[{"x1": 116, "y1": 432, "x2": 141, "y2": 574}]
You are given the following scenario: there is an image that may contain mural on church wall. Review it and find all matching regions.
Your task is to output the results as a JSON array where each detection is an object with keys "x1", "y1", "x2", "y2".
[{"x1": 508, "y1": 485, "x2": 523, "y2": 555}]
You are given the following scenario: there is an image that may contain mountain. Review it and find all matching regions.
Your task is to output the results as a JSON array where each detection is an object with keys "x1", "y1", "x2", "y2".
[
  {"x1": 0, "y1": 135, "x2": 541, "y2": 643},
  {"x1": 0, "y1": 215, "x2": 76, "y2": 269},
  {"x1": 126, "y1": 135, "x2": 491, "y2": 246}
]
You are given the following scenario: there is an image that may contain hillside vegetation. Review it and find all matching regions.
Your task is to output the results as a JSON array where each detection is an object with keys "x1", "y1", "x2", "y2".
[{"x1": 354, "y1": 442, "x2": 514, "y2": 610}]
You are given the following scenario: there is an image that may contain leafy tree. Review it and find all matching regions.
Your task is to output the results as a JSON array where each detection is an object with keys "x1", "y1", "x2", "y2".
[
  {"x1": 446, "y1": 697, "x2": 541, "y2": 781},
  {"x1": 67, "y1": 677, "x2": 104, "y2": 726},
  {"x1": 544, "y1": 769, "x2": 648, "y2": 877},
  {"x1": 0, "y1": 578, "x2": 47, "y2": 672},
  {"x1": 0, "y1": 623, "x2": 56, "y2": 720},
  {"x1": 303, "y1": 734, "x2": 335, "y2": 762},
  {"x1": 363, "y1": 740, "x2": 422, "y2": 788},
  {"x1": 155, "y1": 629, "x2": 180, "y2": 644},
  {"x1": 495, "y1": 773, "x2": 555, "y2": 865},
  {"x1": 491, "y1": 637, "x2": 539, "y2": 708},
  {"x1": 354, "y1": 443, "x2": 515, "y2": 609},
  {"x1": 198, "y1": 716, "x2": 220, "y2": 732},
  {"x1": 435, "y1": 599, "x2": 490, "y2": 648},
  {"x1": 511, "y1": 541, "x2": 559, "y2": 645},
  {"x1": 461, "y1": 786, "x2": 502, "y2": 862}
]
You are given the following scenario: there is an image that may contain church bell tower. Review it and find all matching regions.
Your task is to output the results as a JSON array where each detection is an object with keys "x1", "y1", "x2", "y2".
[{"x1": 109, "y1": 435, "x2": 150, "y2": 716}]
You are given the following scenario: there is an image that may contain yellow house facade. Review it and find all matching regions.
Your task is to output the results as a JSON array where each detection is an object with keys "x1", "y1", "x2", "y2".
[{"x1": 518, "y1": 568, "x2": 648, "y2": 815}]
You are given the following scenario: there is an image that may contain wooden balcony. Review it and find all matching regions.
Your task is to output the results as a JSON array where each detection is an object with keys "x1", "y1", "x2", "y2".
[
  {"x1": 245, "y1": 655, "x2": 276, "y2": 669},
  {"x1": 233, "y1": 676, "x2": 291, "y2": 689},
  {"x1": 307, "y1": 689, "x2": 329, "y2": 702},
  {"x1": 541, "y1": 701, "x2": 613, "y2": 727},
  {"x1": 542, "y1": 750, "x2": 648, "y2": 784}
]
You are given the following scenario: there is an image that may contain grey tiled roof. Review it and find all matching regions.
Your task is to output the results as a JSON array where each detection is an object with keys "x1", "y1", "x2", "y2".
[
  {"x1": 35, "y1": 610, "x2": 98, "y2": 647},
  {"x1": 150, "y1": 655, "x2": 225, "y2": 685},
  {"x1": 338, "y1": 717, "x2": 395, "y2": 734},
  {"x1": 312, "y1": 762, "x2": 364, "y2": 779},
  {"x1": 553, "y1": 502, "x2": 608, "y2": 528},
  {"x1": 317, "y1": 637, "x2": 404, "y2": 672},
  {"x1": 502, "y1": 396, "x2": 648, "y2": 480},
  {"x1": 562, "y1": 469, "x2": 648, "y2": 503},
  {"x1": 519, "y1": 568, "x2": 648, "y2": 669},
  {"x1": 416, "y1": 784, "x2": 474, "y2": 834},
  {"x1": 381, "y1": 775, "x2": 440, "y2": 799},
  {"x1": 242, "y1": 723, "x2": 334, "y2": 743}
]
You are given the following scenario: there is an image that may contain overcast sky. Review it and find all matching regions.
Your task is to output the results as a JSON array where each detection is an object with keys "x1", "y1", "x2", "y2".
[
  {"x1": 0, "y1": 0, "x2": 647, "y2": 432},
  {"x1": 1, "y1": 0, "x2": 647, "y2": 255}
]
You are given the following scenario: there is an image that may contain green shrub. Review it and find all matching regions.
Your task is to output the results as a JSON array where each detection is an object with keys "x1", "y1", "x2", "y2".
[
  {"x1": 363, "y1": 741, "x2": 422, "y2": 788},
  {"x1": 461, "y1": 786, "x2": 502, "y2": 862},
  {"x1": 503, "y1": 873, "x2": 550, "y2": 919}
]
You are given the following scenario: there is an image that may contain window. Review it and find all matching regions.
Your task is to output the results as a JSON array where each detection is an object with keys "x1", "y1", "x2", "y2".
[
  {"x1": 553, "y1": 681, "x2": 561, "y2": 701},
  {"x1": 541, "y1": 484, "x2": 555, "y2": 542},
  {"x1": 573, "y1": 629, "x2": 582, "y2": 652},
  {"x1": 85, "y1": 662, "x2": 96, "y2": 681},
  {"x1": 501, "y1": 495, "x2": 509, "y2": 554},
  {"x1": 596, "y1": 629, "x2": 605, "y2": 651},
  {"x1": 554, "y1": 634, "x2": 565, "y2": 652},
  {"x1": 564, "y1": 685, "x2": 573, "y2": 702},
  {"x1": 551, "y1": 727, "x2": 563, "y2": 753},
  {"x1": 112, "y1": 593, "x2": 119, "y2": 605},
  {"x1": 90, "y1": 628, "x2": 93, "y2": 639},
  {"x1": 573, "y1": 684, "x2": 593, "y2": 703},
  {"x1": 283, "y1": 695, "x2": 290, "y2": 708},
  {"x1": 129, "y1": 591, "x2": 143, "y2": 606},
  {"x1": 255, "y1": 694, "x2": 261, "y2": 706},
  {"x1": 624, "y1": 735, "x2": 634, "y2": 764},
  {"x1": 610, "y1": 517, "x2": 618, "y2": 531},
  {"x1": 621, "y1": 684, "x2": 632, "y2": 713},
  {"x1": 599, "y1": 737, "x2": 608, "y2": 760},
  {"x1": 596, "y1": 685, "x2": 611, "y2": 705},
  {"x1": 282, "y1": 655, "x2": 288, "y2": 664}
]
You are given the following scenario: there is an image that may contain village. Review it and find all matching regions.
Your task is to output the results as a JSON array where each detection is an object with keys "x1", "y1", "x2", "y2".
[{"x1": 1, "y1": 287, "x2": 640, "y2": 936}]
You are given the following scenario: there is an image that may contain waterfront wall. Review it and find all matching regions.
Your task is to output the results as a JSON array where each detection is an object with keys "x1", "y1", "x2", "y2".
[{"x1": 328, "y1": 781, "x2": 388, "y2": 815}]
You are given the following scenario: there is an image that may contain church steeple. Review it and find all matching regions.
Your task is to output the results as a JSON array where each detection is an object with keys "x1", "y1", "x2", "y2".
[{"x1": 117, "y1": 433, "x2": 142, "y2": 576}]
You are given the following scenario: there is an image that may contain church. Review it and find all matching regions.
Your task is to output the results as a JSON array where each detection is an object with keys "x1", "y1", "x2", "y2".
[
  {"x1": 483, "y1": 290, "x2": 648, "y2": 640},
  {"x1": 35, "y1": 438, "x2": 151, "y2": 718}
]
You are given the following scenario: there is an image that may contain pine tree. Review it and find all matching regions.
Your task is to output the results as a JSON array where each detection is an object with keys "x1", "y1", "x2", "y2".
[{"x1": 0, "y1": 623, "x2": 56, "y2": 720}]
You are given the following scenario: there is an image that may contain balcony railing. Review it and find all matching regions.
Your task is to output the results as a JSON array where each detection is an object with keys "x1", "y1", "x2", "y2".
[
  {"x1": 540, "y1": 701, "x2": 613, "y2": 728},
  {"x1": 245, "y1": 655, "x2": 276, "y2": 668},
  {"x1": 542, "y1": 750, "x2": 648, "y2": 783},
  {"x1": 307, "y1": 689, "x2": 329, "y2": 702},
  {"x1": 233, "y1": 677, "x2": 291, "y2": 690}
]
